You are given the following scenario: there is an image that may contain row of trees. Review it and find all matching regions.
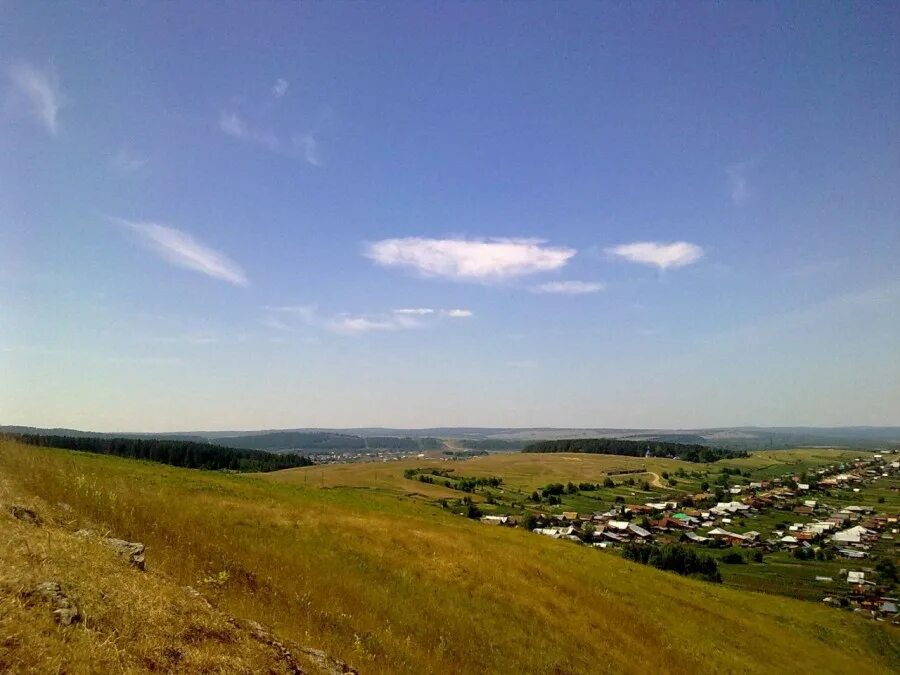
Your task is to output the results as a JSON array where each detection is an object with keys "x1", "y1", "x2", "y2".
[
  {"x1": 522, "y1": 438, "x2": 747, "y2": 463},
  {"x1": 622, "y1": 542, "x2": 722, "y2": 582},
  {"x1": 11, "y1": 434, "x2": 313, "y2": 472}
]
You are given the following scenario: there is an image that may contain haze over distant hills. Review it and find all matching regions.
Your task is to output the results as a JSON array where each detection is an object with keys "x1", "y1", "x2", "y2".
[{"x1": 4, "y1": 425, "x2": 899, "y2": 451}]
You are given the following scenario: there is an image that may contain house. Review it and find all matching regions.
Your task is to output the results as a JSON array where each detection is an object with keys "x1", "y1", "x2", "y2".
[
  {"x1": 682, "y1": 531, "x2": 709, "y2": 543},
  {"x1": 832, "y1": 525, "x2": 874, "y2": 544},
  {"x1": 838, "y1": 548, "x2": 867, "y2": 559},
  {"x1": 707, "y1": 527, "x2": 748, "y2": 545},
  {"x1": 779, "y1": 535, "x2": 798, "y2": 546},
  {"x1": 628, "y1": 523, "x2": 651, "y2": 539},
  {"x1": 793, "y1": 505, "x2": 814, "y2": 516},
  {"x1": 561, "y1": 511, "x2": 578, "y2": 521},
  {"x1": 803, "y1": 500, "x2": 818, "y2": 509},
  {"x1": 481, "y1": 515, "x2": 509, "y2": 525},
  {"x1": 710, "y1": 501, "x2": 751, "y2": 515},
  {"x1": 847, "y1": 571, "x2": 865, "y2": 584}
]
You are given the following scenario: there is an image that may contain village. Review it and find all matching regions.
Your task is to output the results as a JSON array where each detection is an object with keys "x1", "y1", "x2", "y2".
[{"x1": 474, "y1": 450, "x2": 900, "y2": 622}]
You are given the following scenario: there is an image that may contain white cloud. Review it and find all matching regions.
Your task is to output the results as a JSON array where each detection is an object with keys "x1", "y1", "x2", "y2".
[
  {"x1": 295, "y1": 133, "x2": 319, "y2": 167},
  {"x1": 606, "y1": 241, "x2": 703, "y2": 270},
  {"x1": 273, "y1": 78, "x2": 289, "y2": 98},
  {"x1": 118, "y1": 218, "x2": 248, "y2": 286},
  {"x1": 109, "y1": 149, "x2": 147, "y2": 173},
  {"x1": 726, "y1": 162, "x2": 750, "y2": 205},
  {"x1": 533, "y1": 280, "x2": 606, "y2": 294},
  {"x1": 365, "y1": 237, "x2": 576, "y2": 281},
  {"x1": 394, "y1": 308, "x2": 435, "y2": 315},
  {"x1": 7, "y1": 63, "x2": 63, "y2": 134},
  {"x1": 264, "y1": 304, "x2": 472, "y2": 335},
  {"x1": 219, "y1": 111, "x2": 320, "y2": 166}
]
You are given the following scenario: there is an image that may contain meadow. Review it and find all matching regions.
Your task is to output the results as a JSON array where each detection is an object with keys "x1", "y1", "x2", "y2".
[{"x1": 1, "y1": 441, "x2": 898, "y2": 673}]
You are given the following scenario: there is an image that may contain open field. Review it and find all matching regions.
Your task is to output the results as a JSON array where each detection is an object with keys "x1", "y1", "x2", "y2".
[{"x1": 1, "y1": 440, "x2": 898, "y2": 674}]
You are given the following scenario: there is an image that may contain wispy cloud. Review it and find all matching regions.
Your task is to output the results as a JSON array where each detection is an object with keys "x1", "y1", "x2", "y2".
[
  {"x1": 264, "y1": 304, "x2": 473, "y2": 335},
  {"x1": 117, "y1": 218, "x2": 248, "y2": 286},
  {"x1": 6, "y1": 62, "x2": 63, "y2": 134},
  {"x1": 295, "y1": 132, "x2": 319, "y2": 167},
  {"x1": 273, "y1": 78, "x2": 289, "y2": 98},
  {"x1": 532, "y1": 280, "x2": 606, "y2": 295},
  {"x1": 442, "y1": 308, "x2": 473, "y2": 318},
  {"x1": 219, "y1": 111, "x2": 320, "y2": 167},
  {"x1": 365, "y1": 237, "x2": 576, "y2": 281},
  {"x1": 109, "y1": 149, "x2": 147, "y2": 173},
  {"x1": 393, "y1": 308, "x2": 435, "y2": 316},
  {"x1": 606, "y1": 241, "x2": 703, "y2": 270},
  {"x1": 726, "y1": 162, "x2": 750, "y2": 205}
]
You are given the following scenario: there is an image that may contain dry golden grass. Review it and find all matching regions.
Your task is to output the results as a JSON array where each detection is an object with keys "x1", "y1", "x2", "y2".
[
  {"x1": 268, "y1": 452, "x2": 695, "y2": 495},
  {"x1": 0, "y1": 476, "x2": 312, "y2": 673},
  {"x1": 1, "y1": 441, "x2": 897, "y2": 674}
]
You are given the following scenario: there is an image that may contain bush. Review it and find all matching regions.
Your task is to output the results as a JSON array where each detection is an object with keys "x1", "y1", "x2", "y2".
[
  {"x1": 722, "y1": 551, "x2": 745, "y2": 565},
  {"x1": 602, "y1": 477, "x2": 615, "y2": 488},
  {"x1": 522, "y1": 514, "x2": 538, "y2": 531}
]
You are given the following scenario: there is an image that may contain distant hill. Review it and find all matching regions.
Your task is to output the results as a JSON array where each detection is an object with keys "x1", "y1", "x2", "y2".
[{"x1": 4, "y1": 424, "x2": 899, "y2": 451}]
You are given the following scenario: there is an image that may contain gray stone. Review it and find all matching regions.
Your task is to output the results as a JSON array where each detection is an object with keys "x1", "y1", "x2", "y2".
[
  {"x1": 28, "y1": 582, "x2": 81, "y2": 626},
  {"x1": 103, "y1": 537, "x2": 146, "y2": 570}
]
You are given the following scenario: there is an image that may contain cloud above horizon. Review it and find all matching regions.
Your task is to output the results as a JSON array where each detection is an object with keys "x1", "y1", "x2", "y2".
[
  {"x1": 264, "y1": 304, "x2": 473, "y2": 334},
  {"x1": 365, "y1": 237, "x2": 576, "y2": 281},
  {"x1": 6, "y1": 62, "x2": 63, "y2": 134},
  {"x1": 606, "y1": 241, "x2": 703, "y2": 270},
  {"x1": 273, "y1": 78, "x2": 288, "y2": 98},
  {"x1": 219, "y1": 111, "x2": 319, "y2": 166},
  {"x1": 533, "y1": 280, "x2": 606, "y2": 295},
  {"x1": 118, "y1": 219, "x2": 248, "y2": 286},
  {"x1": 726, "y1": 162, "x2": 750, "y2": 205}
]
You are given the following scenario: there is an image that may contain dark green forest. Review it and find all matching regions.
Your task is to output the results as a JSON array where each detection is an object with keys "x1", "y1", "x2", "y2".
[
  {"x1": 521, "y1": 438, "x2": 746, "y2": 463},
  {"x1": 9, "y1": 434, "x2": 313, "y2": 472}
]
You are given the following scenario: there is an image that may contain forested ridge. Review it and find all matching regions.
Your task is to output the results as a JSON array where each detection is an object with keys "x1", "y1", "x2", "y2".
[
  {"x1": 521, "y1": 437, "x2": 746, "y2": 463},
  {"x1": 8, "y1": 434, "x2": 314, "y2": 472}
]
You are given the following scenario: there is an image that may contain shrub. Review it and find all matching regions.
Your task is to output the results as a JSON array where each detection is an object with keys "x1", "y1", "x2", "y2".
[{"x1": 722, "y1": 551, "x2": 745, "y2": 565}]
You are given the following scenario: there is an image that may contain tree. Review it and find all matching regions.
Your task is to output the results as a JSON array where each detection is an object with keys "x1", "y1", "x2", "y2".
[
  {"x1": 522, "y1": 513, "x2": 538, "y2": 531},
  {"x1": 641, "y1": 480, "x2": 651, "y2": 491},
  {"x1": 603, "y1": 477, "x2": 615, "y2": 488},
  {"x1": 700, "y1": 481, "x2": 710, "y2": 491},
  {"x1": 530, "y1": 490, "x2": 541, "y2": 502},
  {"x1": 465, "y1": 502, "x2": 483, "y2": 519},
  {"x1": 875, "y1": 557, "x2": 897, "y2": 582}
]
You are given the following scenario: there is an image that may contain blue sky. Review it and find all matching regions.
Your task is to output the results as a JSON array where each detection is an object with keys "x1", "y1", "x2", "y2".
[{"x1": 1, "y1": 2, "x2": 898, "y2": 431}]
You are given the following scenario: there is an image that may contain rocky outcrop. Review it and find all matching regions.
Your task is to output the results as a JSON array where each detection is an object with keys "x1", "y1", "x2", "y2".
[
  {"x1": 25, "y1": 581, "x2": 81, "y2": 626},
  {"x1": 8, "y1": 504, "x2": 40, "y2": 524},
  {"x1": 103, "y1": 538, "x2": 146, "y2": 570}
]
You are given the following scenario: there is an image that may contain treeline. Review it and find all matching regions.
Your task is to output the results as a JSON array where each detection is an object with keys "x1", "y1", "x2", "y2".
[
  {"x1": 10, "y1": 434, "x2": 313, "y2": 472},
  {"x1": 215, "y1": 431, "x2": 443, "y2": 452},
  {"x1": 622, "y1": 542, "x2": 721, "y2": 582},
  {"x1": 521, "y1": 438, "x2": 746, "y2": 463},
  {"x1": 458, "y1": 439, "x2": 525, "y2": 451}
]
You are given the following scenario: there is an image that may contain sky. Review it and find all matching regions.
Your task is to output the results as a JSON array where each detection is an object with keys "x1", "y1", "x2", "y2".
[{"x1": 1, "y1": 2, "x2": 899, "y2": 431}]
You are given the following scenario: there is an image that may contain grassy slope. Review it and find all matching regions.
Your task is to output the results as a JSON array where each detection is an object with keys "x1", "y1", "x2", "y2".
[{"x1": 1, "y1": 441, "x2": 897, "y2": 674}]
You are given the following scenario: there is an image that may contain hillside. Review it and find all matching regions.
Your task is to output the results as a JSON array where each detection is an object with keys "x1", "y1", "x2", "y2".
[{"x1": 1, "y1": 440, "x2": 897, "y2": 673}]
